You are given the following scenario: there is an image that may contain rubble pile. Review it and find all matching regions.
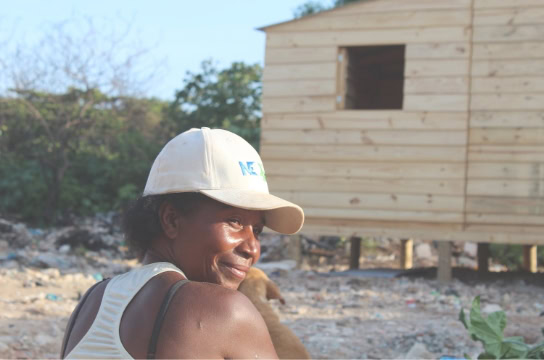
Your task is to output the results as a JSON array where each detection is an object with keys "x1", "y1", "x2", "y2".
[{"x1": 0, "y1": 217, "x2": 543, "y2": 359}]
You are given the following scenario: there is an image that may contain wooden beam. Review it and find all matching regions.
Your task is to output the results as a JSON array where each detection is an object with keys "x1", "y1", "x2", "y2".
[
  {"x1": 437, "y1": 241, "x2": 452, "y2": 283},
  {"x1": 523, "y1": 245, "x2": 537, "y2": 273},
  {"x1": 477, "y1": 243, "x2": 490, "y2": 273},
  {"x1": 400, "y1": 238, "x2": 414, "y2": 269},
  {"x1": 349, "y1": 237, "x2": 362, "y2": 269},
  {"x1": 288, "y1": 235, "x2": 302, "y2": 268}
]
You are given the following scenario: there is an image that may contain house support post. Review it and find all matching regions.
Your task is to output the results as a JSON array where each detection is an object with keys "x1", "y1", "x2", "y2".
[
  {"x1": 437, "y1": 241, "x2": 452, "y2": 284},
  {"x1": 400, "y1": 238, "x2": 413, "y2": 269},
  {"x1": 288, "y1": 235, "x2": 302, "y2": 268},
  {"x1": 349, "y1": 237, "x2": 361, "y2": 270},
  {"x1": 477, "y1": 243, "x2": 490, "y2": 273},
  {"x1": 523, "y1": 245, "x2": 537, "y2": 273}
]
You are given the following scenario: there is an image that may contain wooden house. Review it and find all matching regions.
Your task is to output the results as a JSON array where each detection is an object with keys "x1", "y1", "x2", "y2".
[{"x1": 259, "y1": 0, "x2": 543, "y2": 280}]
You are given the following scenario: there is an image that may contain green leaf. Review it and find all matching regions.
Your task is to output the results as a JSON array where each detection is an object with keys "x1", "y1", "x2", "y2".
[
  {"x1": 468, "y1": 297, "x2": 504, "y2": 357},
  {"x1": 527, "y1": 341, "x2": 544, "y2": 359}
]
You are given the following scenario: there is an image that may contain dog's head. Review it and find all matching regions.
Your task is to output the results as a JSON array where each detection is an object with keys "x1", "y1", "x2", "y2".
[{"x1": 239, "y1": 267, "x2": 286, "y2": 305}]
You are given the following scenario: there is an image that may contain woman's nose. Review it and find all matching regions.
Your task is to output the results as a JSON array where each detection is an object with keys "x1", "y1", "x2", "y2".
[{"x1": 237, "y1": 227, "x2": 260, "y2": 260}]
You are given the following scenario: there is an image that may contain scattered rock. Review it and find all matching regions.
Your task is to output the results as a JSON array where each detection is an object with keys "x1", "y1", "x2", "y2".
[
  {"x1": 0, "y1": 219, "x2": 33, "y2": 248},
  {"x1": 415, "y1": 243, "x2": 433, "y2": 259},
  {"x1": 463, "y1": 243, "x2": 478, "y2": 258},
  {"x1": 405, "y1": 342, "x2": 434, "y2": 359},
  {"x1": 482, "y1": 303, "x2": 502, "y2": 314}
]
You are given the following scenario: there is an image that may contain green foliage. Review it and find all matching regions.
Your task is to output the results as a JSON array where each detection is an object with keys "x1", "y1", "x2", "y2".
[
  {"x1": 166, "y1": 60, "x2": 262, "y2": 150},
  {"x1": 293, "y1": 0, "x2": 367, "y2": 18},
  {"x1": 490, "y1": 244, "x2": 544, "y2": 270},
  {"x1": 0, "y1": 60, "x2": 262, "y2": 225},
  {"x1": 293, "y1": 1, "x2": 329, "y2": 18},
  {"x1": 460, "y1": 296, "x2": 544, "y2": 359}
]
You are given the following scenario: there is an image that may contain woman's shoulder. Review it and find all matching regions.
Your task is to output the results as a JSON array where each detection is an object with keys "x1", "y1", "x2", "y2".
[
  {"x1": 156, "y1": 281, "x2": 277, "y2": 358},
  {"x1": 174, "y1": 281, "x2": 257, "y2": 318}
]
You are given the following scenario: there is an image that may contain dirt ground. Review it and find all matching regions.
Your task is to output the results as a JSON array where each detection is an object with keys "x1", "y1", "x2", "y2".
[{"x1": 0, "y1": 255, "x2": 542, "y2": 359}]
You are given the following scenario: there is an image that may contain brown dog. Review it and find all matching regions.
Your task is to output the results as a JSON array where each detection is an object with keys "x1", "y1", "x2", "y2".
[{"x1": 238, "y1": 267, "x2": 311, "y2": 359}]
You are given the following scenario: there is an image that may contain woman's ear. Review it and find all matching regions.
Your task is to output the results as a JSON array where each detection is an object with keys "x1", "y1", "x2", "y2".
[{"x1": 158, "y1": 202, "x2": 181, "y2": 240}]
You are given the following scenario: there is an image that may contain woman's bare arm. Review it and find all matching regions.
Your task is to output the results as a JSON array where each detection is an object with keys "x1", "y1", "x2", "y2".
[{"x1": 156, "y1": 282, "x2": 278, "y2": 359}]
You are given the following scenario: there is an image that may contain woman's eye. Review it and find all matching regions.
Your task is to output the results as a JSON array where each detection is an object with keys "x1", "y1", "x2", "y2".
[
  {"x1": 253, "y1": 227, "x2": 263, "y2": 236},
  {"x1": 228, "y1": 218, "x2": 242, "y2": 227}
]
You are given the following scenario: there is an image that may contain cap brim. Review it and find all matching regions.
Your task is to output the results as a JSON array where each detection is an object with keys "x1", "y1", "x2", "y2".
[{"x1": 199, "y1": 189, "x2": 304, "y2": 235}]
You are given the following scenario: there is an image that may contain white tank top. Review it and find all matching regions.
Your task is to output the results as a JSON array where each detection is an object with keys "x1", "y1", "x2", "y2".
[{"x1": 65, "y1": 262, "x2": 186, "y2": 359}]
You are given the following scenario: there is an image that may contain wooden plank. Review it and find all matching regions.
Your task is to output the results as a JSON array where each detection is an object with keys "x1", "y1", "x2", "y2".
[
  {"x1": 472, "y1": 59, "x2": 544, "y2": 77},
  {"x1": 471, "y1": 94, "x2": 544, "y2": 111},
  {"x1": 472, "y1": 77, "x2": 544, "y2": 93},
  {"x1": 400, "y1": 239, "x2": 414, "y2": 270},
  {"x1": 262, "y1": 111, "x2": 468, "y2": 130},
  {"x1": 438, "y1": 242, "x2": 453, "y2": 283},
  {"x1": 261, "y1": 129, "x2": 467, "y2": 146},
  {"x1": 475, "y1": 0, "x2": 544, "y2": 9},
  {"x1": 467, "y1": 179, "x2": 544, "y2": 197},
  {"x1": 331, "y1": 0, "x2": 471, "y2": 14},
  {"x1": 470, "y1": 127, "x2": 544, "y2": 144},
  {"x1": 474, "y1": 7, "x2": 544, "y2": 26},
  {"x1": 304, "y1": 207, "x2": 463, "y2": 223},
  {"x1": 523, "y1": 245, "x2": 538, "y2": 273},
  {"x1": 406, "y1": 43, "x2": 470, "y2": 59},
  {"x1": 473, "y1": 42, "x2": 544, "y2": 60},
  {"x1": 273, "y1": 191, "x2": 465, "y2": 212},
  {"x1": 264, "y1": 47, "x2": 337, "y2": 65},
  {"x1": 474, "y1": 25, "x2": 544, "y2": 43},
  {"x1": 265, "y1": 160, "x2": 466, "y2": 179},
  {"x1": 467, "y1": 213, "x2": 544, "y2": 225},
  {"x1": 466, "y1": 224, "x2": 544, "y2": 235},
  {"x1": 266, "y1": 27, "x2": 470, "y2": 48},
  {"x1": 404, "y1": 95, "x2": 468, "y2": 111},
  {"x1": 469, "y1": 145, "x2": 544, "y2": 162},
  {"x1": 266, "y1": 10, "x2": 471, "y2": 32},
  {"x1": 263, "y1": 80, "x2": 335, "y2": 97},
  {"x1": 468, "y1": 162, "x2": 544, "y2": 180},
  {"x1": 477, "y1": 243, "x2": 490, "y2": 273},
  {"x1": 349, "y1": 237, "x2": 361, "y2": 270},
  {"x1": 262, "y1": 96, "x2": 335, "y2": 113},
  {"x1": 267, "y1": 176, "x2": 465, "y2": 195},
  {"x1": 261, "y1": 144, "x2": 467, "y2": 162},
  {"x1": 470, "y1": 111, "x2": 544, "y2": 128},
  {"x1": 466, "y1": 196, "x2": 544, "y2": 215},
  {"x1": 336, "y1": 47, "x2": 348, "y2": 110},
  {"x1": 263, "y1": 63, "x2": 336, "y2": 81},
  {"x1": 405, "y1": 60, "x2": 469, "y2": 77},
  {"x1": 301, "y1": 219, "x2": 544, "y2": 244},
  {"x1": 405, "y1": 77, "x2": 468, "y2": 94}
]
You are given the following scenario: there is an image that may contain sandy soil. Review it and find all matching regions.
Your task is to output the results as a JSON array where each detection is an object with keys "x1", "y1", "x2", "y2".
[{"x1": 0, "y1": 258, "x2": 542, "y2": 359}]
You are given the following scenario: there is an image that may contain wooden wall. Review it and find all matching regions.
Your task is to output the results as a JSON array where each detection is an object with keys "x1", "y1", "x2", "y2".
[
  {"x1": 466, "y1": 0, "x2": 544, "y2": 240},
  {"x1": 260, "y1": 0, "x2": 544, "y2": 244}
]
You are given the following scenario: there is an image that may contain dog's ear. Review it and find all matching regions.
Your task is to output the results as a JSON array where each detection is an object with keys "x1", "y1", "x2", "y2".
[{"x1": 266, "y1": 280, "x2": 286, "y2": 305}]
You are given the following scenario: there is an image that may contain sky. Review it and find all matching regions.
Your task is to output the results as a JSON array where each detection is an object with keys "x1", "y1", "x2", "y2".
[{"x1": 2, "y1": 0, "x2": 313, "y2": 100}]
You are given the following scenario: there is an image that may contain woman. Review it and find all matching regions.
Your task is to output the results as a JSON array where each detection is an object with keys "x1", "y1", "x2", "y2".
[{"x1": 60, "y1": 128, "x2": 304, "y2": 359}]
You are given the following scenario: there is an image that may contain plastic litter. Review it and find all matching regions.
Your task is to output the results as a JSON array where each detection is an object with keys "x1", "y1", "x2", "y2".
[{"x1": 45, "y1": 293, "x2": 61, "y2": 301}]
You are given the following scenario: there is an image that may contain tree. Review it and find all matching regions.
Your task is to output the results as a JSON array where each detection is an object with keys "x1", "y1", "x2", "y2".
[
  {"x1": 293, "y1": 0, "x2": 365, "y2": 18},
  {"x1": 166, "y1": 60, "x2": 262, "y2": 150},
  {"x1": 0, "y1": 18, "x2": 162, "y2": 224},
  {"x1": 293, "y1": 1, "x2": 330, "y2": 18}
]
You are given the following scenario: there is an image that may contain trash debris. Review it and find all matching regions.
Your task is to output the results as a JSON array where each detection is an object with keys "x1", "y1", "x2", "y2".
[{"x1": 45, "y1": 293, "x2": 61, "y2": 301}]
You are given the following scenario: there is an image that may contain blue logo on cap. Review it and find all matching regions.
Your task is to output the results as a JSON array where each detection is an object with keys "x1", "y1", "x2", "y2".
[{"x1": 239, "y1": 161, "x2": 266, "y2": 181}]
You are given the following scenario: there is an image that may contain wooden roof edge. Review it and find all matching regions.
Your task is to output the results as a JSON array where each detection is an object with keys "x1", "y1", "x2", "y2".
[{"x1": 257, "y1": 0, "x2": 377, "y2": 32}]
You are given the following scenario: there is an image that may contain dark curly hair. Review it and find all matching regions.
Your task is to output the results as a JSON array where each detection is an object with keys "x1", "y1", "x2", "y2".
[{"x1": 122, "y1": 192, "x2": 207, "y2": 258}]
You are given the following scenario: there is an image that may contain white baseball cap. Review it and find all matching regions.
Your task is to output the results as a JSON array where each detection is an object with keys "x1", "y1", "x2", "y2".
[{"x1": 143, "y1": 127, "x2": 304, "y2": 234}]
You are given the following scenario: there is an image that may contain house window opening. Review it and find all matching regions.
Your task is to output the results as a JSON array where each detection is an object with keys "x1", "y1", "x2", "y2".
[{"x1": 341, "y1": 45, "x2": 405, "y2": 110}]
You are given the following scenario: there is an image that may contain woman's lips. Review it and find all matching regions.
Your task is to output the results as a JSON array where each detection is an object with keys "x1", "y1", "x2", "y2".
[{"x1": 220, "y1": 262, "x2": 249, "y2": 279}]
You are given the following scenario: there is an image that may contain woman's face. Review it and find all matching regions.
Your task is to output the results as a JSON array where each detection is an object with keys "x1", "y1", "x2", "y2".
[{"x1": 173, "y1": 197, "x2": 264, "y2": 290}]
